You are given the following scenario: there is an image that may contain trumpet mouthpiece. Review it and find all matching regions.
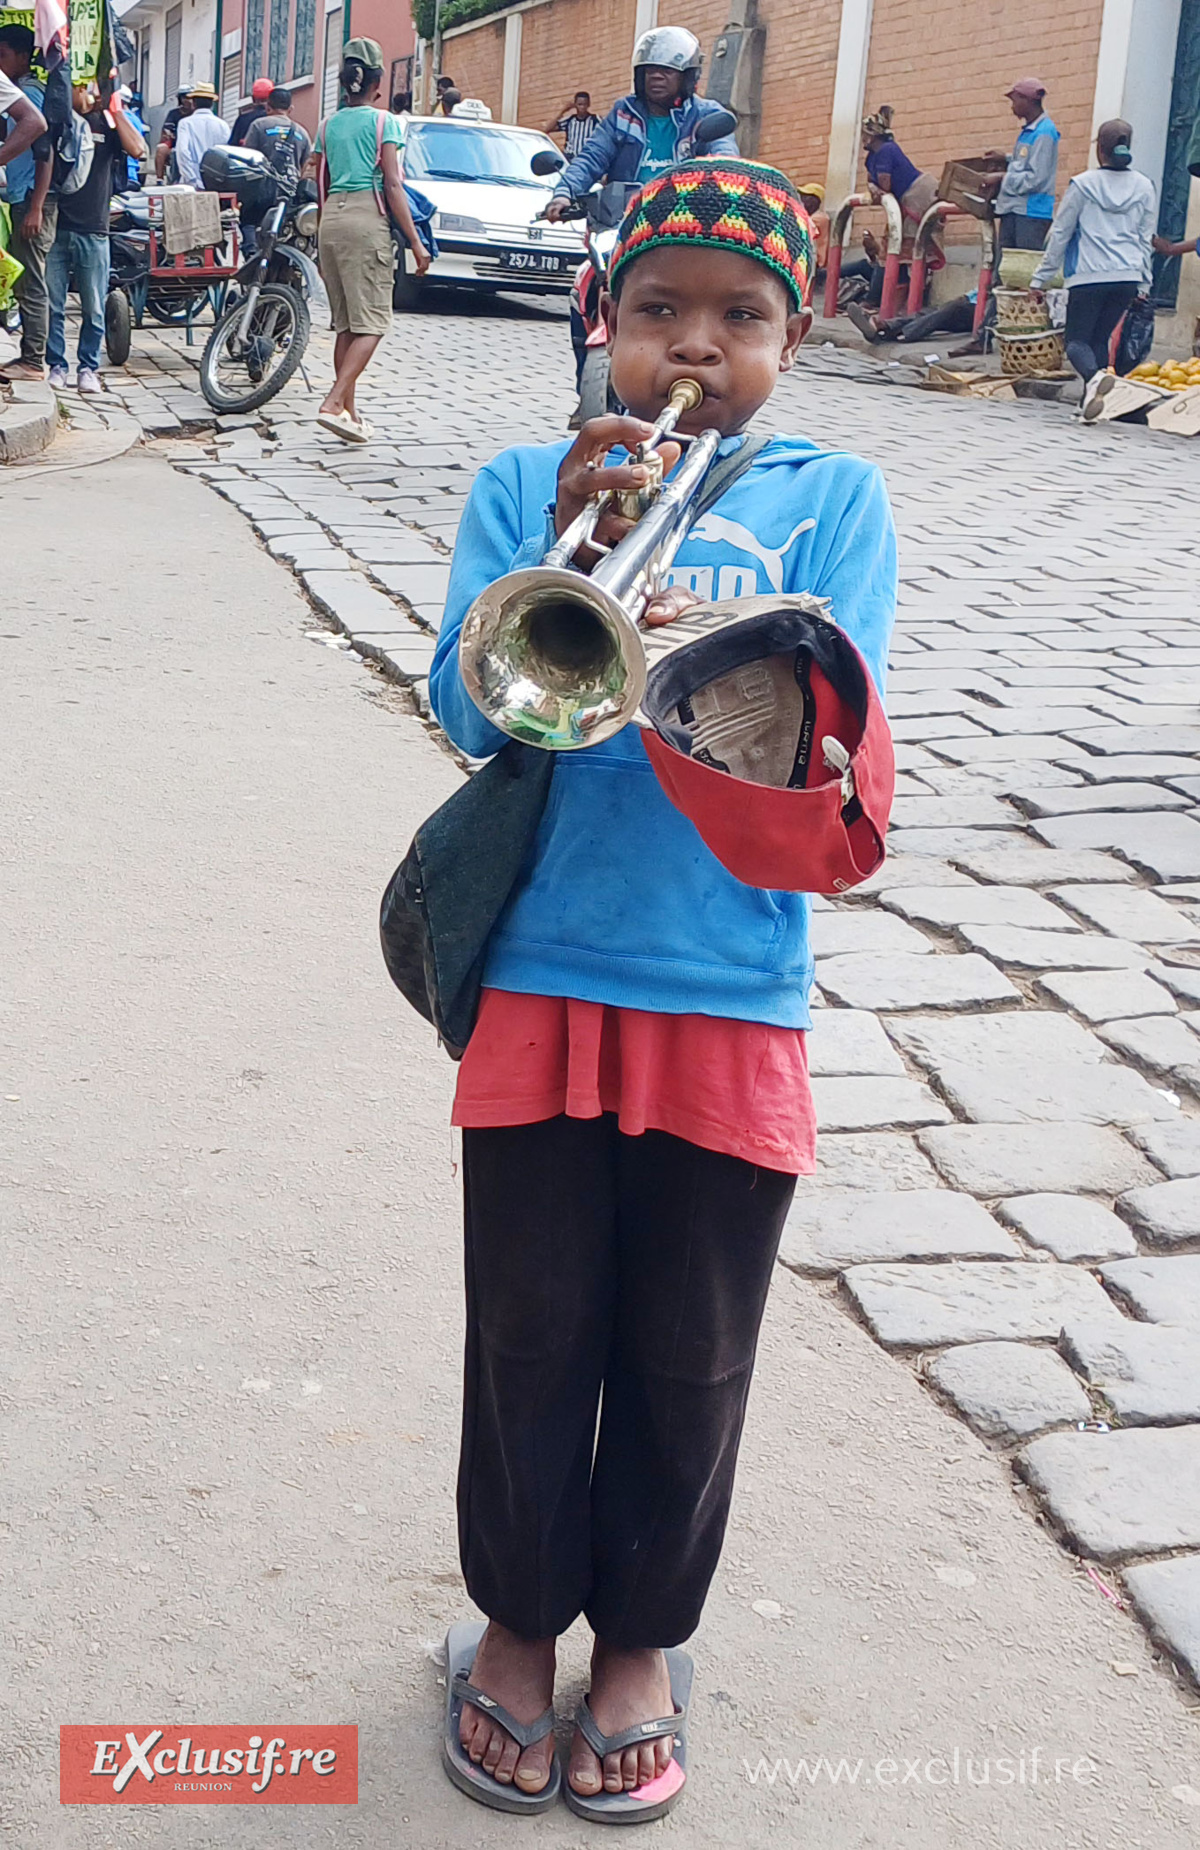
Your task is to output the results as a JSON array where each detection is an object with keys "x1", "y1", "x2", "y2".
[{"x1": 668, "y1": 378, "x2": 704, "y2": 413}]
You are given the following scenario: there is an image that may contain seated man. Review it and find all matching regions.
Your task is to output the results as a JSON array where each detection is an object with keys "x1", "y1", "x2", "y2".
[
  {"x1": 848, "y1": 291, "x2": 977, "y2": 345},
  {"x1": 545, "y1": 27, "x2": 736, "y2": 220}
]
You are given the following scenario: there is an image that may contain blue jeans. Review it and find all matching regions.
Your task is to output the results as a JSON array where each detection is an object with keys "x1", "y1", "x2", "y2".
[{"x1": 47, "y1": 226, "x2": 109, "y2": 372}]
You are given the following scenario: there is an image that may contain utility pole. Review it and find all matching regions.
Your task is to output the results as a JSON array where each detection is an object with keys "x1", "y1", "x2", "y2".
[{"x1": 431, "y1": 0, "x2": 443, "y2": 110}]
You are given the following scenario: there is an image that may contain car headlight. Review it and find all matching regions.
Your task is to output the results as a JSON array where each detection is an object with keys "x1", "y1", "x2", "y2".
[
  {"x1": 294, "y1": 202, "x2": 319, "y2": 237},
  {"x1": 435, "y1": 211, "x2": 486, "y2": 234}
]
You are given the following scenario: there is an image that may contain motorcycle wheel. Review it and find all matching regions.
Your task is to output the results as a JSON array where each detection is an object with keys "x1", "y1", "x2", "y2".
[
  {"x1": 198, "y1": 282, "x2": 311, "y2": 414},
  {"x1": 104, "y1": 288, "x2": 133, "y2": 366},
  {"x1": 392, "y1": 241, "x2": 424, "y2": 313},
  {"x1": 578, "y1": 347, "x2": 618, "y2": 422}
]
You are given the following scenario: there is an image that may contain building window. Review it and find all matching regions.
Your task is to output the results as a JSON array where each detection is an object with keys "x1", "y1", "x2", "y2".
[
  {"x1": 268, "y1": 0, "x2": 292, "y2": 83},
  {"x1": 291, "y1": 0, "x2": 315, "y2": 79},
  {"x1": 244, "y1": 0, "x2": 265, "y2": 89},
  {"x1": 322, "y1": 6, "x2": 342, "y2": 115},
  {"x1": 164, "y1": 3, "x2": 182, "y2": 101},
  {"x1": 221, "y1": 51, "x2": 241, "y2": 120}
]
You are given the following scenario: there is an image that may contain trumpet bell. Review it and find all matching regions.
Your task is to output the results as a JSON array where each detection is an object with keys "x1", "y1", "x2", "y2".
[{"x1": 459, "y1": 566, "x2": 648, "y2": 751}]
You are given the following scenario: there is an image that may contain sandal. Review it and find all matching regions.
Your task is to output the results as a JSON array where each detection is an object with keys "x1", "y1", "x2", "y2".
[
  {"x1": 316, "y1": 407, "x2": 367, "y2": 443},
  {"x1": 564, "y1": 1647, "x2": 693, "y2": 1824},
  {"x1": 441, "y1": 1619, "x2": 561, "y2": 1814}
]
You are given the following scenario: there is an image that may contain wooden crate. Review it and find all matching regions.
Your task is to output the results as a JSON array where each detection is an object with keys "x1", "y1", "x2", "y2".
[{"x1": 937, "y1": 155, "x2": 1008, "y2": 217}]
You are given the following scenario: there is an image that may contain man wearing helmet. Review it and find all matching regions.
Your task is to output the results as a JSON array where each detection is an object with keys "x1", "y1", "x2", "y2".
[{"x1": 545, "y1": 27, "x2": 737, "y2": 221}]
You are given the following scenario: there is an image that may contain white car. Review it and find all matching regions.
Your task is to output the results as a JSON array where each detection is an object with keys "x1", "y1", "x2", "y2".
[{"x1": 394, "y1": 113, "x2": 581, "y2": 310}]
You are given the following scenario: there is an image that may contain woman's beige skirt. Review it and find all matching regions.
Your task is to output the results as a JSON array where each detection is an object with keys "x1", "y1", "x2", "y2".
[{"x1": 318, "y1": 189, "x2": 394, "y2": 337}]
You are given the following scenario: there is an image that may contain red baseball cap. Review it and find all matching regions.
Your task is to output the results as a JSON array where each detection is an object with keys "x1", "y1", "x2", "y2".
[
  {"x1": 639, "y1": 596, "x2": 894, "y2": 894},
  {"x1": 251, "y1": 77, "x2": 273, "y2": 100},
  {"x1": 1005, "y1": 77, "x2": 1046, "y2": 100}
]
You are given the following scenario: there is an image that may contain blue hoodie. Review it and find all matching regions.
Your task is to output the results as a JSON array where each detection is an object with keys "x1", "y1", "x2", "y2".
[{"x1": 430, "y1": 435, "x2": 896, "y2": 1030}]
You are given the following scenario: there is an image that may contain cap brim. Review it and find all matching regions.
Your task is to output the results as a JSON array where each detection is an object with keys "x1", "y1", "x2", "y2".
[{"x1": 640, "y1": 597, "x2": 894, "y2": 893}]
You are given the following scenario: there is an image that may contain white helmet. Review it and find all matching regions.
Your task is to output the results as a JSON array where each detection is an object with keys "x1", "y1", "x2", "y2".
[{"x1": 632, "y1": 26, "x2": 702, "y2": 88}]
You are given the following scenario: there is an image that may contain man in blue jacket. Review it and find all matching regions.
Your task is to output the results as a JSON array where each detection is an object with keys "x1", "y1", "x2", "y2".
[
  {"x1": 982, "y1": 76, "x2": 1060, "y2": 255},
  {"x1": 545, "y1": 26, "x2": 737, "y2": 220}
]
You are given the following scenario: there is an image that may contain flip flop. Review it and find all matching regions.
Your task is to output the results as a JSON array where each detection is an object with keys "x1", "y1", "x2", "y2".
[
  {"x1": 563, "y1": 1647, "x2": 693, "y2": 1825},
  {"x1": 441, "y1": 1619, "x2": 561, "y2": 1814},
  {"x1": 315, "y1": 408, "x2": 367, "y2": 443}
]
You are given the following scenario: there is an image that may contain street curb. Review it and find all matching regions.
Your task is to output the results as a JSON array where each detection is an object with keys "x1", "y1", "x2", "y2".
[{"x1": 0, "y1": 381, "x2": 58, "y2": 464}]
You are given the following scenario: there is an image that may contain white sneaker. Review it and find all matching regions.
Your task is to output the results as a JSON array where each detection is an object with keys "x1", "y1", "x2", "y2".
[
  {"x1": 1081, "y1": 369, "x2": 1115, "y2": 422},
  {"x1": 77, "y1": 367, "x2": 102, "y2": 395},
  {"x1": 48, "y1": 364, "x2": 68, "y2": 389}
]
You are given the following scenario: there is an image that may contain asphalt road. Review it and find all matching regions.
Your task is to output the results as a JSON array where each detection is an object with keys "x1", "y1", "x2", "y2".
[{"x1": 2, "y1": 447, "x2": 1198, "y2": 1848}]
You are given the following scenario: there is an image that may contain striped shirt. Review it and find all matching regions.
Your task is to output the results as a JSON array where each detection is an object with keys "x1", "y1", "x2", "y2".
[{"x1": 555, "y1": 111, "x2": 600, "y2": 159}]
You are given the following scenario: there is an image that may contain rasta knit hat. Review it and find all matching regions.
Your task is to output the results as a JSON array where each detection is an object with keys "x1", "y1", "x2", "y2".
[{"x1": 609, "y1": 159, "x2": 815, "y2": 312}]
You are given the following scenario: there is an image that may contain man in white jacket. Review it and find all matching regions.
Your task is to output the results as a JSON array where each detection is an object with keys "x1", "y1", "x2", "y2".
[
  {"x1": 1031, "y1": 118, "x2": 1156, "y2": 419},
  {"x1": 175, "y1": 84, "x2": 230, "y2": 189}
]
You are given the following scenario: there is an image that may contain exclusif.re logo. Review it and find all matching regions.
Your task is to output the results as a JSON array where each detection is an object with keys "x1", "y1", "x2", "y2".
[{"x1": 60, "y1": 1726, "x2": 358, "y2": 1806}]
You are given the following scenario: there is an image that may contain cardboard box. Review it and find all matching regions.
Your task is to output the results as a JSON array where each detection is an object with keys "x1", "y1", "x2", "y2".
[{"x1": 1146, "y1": 385, "x2": 1200, "y2": 435}]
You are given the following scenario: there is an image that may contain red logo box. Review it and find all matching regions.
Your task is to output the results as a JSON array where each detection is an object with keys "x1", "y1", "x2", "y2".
[{"x1": 60, "y1": 1726, "x2": 358, "y2": 1805}]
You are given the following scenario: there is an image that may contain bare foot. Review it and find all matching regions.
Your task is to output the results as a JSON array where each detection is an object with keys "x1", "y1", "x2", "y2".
[
  {"x1": 568, "y1": 1641, "x2": 676, "y2": 1795},
  {"x1": 458, "y1": 1621, "x2": 557, "y2": 1793}
]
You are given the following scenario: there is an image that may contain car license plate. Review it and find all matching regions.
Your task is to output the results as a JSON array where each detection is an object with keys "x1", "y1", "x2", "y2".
[{"x1": 500, "y1": 250, "x2": 569, "y2": 273}]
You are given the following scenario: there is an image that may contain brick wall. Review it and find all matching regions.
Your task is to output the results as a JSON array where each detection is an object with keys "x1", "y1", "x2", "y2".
[
  {"x1": 517, "y1": 0, "x2": 637, "y2": 129},
  {"x1": 443, "y1": 16, "x2": 507, "y2": 120},
  {"x1": 860, "y1": 0, "x2": 1105, "y2": 210},
  {"x1": 446, "y1": 0, "x2": 1105, "y2": 228}
]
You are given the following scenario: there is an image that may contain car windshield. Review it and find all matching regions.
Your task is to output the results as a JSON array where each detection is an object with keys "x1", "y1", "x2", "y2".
[{"x1": 403, "y1": 122, "x2": 548, "y2": 187}]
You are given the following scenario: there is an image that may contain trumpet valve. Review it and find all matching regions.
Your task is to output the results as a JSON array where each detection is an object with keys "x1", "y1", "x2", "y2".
[{"x1": 616, "y1": 445, "x2": 665, "y2": 520}]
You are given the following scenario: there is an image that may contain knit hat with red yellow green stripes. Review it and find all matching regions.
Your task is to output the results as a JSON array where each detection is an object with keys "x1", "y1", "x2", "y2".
[{"x1": 608, "y1": 159, "x2": 814, "y2": 312}]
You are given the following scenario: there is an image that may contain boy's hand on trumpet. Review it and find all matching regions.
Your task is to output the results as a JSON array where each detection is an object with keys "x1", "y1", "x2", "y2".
[
  {"x1": 556, "y1": 414, "x2": 680, "y2": 546},
  {"x1": 554, "y1": 415, "x2": 703, "y2": 624}
]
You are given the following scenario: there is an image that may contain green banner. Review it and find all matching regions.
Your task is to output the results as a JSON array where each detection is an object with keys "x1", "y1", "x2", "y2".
[{"x1": 69, "y1": 0, "x2": 105, "y2": 81}]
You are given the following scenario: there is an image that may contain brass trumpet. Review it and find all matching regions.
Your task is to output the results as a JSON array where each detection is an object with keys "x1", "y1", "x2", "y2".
[{"x1": 458, "y1": 379, "x2": 721, "y2": 751}]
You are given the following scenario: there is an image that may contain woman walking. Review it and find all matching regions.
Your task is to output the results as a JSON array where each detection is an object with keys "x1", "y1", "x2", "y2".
[
  {"x1": 311, "y1": 37, "x2": 429, "y2": 441},
  {"x1": 1030, "y1": 118, "x2": 1155, "y2": 420}
]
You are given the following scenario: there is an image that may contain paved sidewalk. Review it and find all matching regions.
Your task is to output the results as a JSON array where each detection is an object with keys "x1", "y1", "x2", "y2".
[
  {"x1": 84, "y1": 300, "x2": 1200, "y2": 1688},
  {"x1": 7, "y1": 437, "x2": 1200, "y2": 1850}
]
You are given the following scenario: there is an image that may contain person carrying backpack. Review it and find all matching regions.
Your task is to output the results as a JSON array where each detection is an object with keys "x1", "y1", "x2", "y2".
[
  {"x1": 242, "y1": 86, "x2": 309, "y2": 198},
  {"x1": 46, "y1": 79, "x2": 144, "y2": 393},
  {"x1": 306, "y1": 37, "x2": 429, "y2": 442}
]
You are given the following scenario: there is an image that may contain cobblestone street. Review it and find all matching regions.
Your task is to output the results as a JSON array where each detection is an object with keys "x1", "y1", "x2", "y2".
[
  {"x1": 89, "y1": 293, "x2": 1200, "y2": 1695},
  {"x1": 10, "y1": 294, "x2": 1200, "y2": 1842}
]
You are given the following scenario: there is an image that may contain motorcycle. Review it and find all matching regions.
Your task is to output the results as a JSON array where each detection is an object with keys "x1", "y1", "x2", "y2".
[
  {"x1": 532, "y1": 107, "x2": 738, "y2": 424},
  {"x1": 197, "y1": 148, "x2": 326, "y2": 415}
]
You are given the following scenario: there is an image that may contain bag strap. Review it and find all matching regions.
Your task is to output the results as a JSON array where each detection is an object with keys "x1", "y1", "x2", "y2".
[{"x1": 691, "y1": 433, "x2": 770, "y2": 521}]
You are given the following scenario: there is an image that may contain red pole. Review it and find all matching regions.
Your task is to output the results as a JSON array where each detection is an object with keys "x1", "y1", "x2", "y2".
[
  {"x1": 906, "y1": 256, "x2": 926, "y2": 316},
  {"x1": 973, "y1": 267, "x2": 991, "y2": 333},
  {"x1": 879, "y1": 252, "x2": 902, "y2": 322},
  {"x1": 823, "y1": 242, "x2": 843, "y2": 320}
]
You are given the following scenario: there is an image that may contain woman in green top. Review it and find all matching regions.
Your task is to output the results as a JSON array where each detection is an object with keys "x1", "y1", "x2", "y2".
[{"x1": 311, "y1": 38, "x2": 429, "y2": 441}]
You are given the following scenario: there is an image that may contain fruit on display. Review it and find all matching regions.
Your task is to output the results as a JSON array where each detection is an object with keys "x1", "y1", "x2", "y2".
[{"x1": 1128, "y1": 357, "x2": 1200, "y2": 392}]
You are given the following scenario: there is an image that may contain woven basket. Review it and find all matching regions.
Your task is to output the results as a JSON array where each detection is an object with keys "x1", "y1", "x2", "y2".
[
  {"x1": 994, "y1": 287, "x2": 1050, "y2": 333},
  {"x1": 998, "y1": 328, "x2": 1066, "y2": 377}
]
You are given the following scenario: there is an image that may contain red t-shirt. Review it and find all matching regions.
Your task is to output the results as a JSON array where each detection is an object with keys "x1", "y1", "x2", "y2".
[{"x1": 452, "y1": 988, "x2": 816, "y2": 1174}]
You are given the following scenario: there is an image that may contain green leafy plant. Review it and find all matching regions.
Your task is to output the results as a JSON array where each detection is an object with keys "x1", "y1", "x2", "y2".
[{"x1": 412, "y1": 0, "x2": 510, "y2": 39}]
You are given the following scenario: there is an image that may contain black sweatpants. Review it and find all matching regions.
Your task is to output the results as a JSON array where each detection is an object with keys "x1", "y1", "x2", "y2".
[
  {"x1": 877, "y1": 295, "x2": 976, "y2": 343},
  {"x1": 1063, "y1": 280, "x2": 1140, "y2": 383},
  {"x1": 457, "y1": 1114, "x2": 795, "y2": 1648}
]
